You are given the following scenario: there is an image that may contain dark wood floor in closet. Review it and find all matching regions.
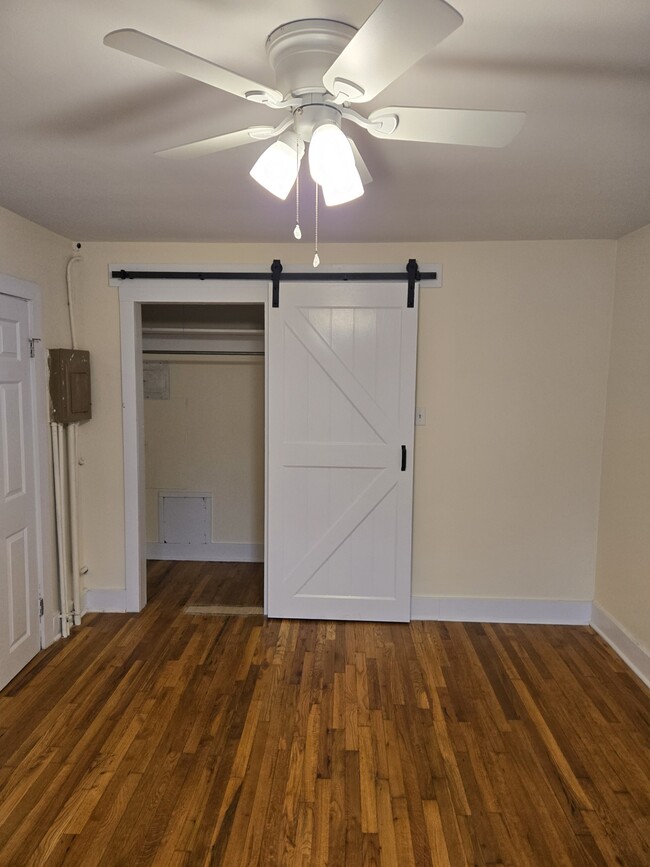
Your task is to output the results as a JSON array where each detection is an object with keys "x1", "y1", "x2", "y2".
[{"x1": 0, "y1": 560, "x2": 648, "y2": 866}]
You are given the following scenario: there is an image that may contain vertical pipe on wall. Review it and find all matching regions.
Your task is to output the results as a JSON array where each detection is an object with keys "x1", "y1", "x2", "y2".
[
  {"x1": 57, "y1": 420, "x2": 71, "y2": 627},
  {"x1": 66, "y1": 255, "x2": 81, "y2": 350},
  {"x1": 66, "y1": 423, "x2": 82, "y2": 626},
  {"x1": 65, "y1": 253, "x2": 84, "y2": 625},
  {"x1": 51, "y1": 422, "x2": 70, "y2": 639}
]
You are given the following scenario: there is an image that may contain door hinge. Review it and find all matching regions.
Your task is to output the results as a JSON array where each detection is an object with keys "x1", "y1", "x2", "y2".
[
  {"x1": 39, "y1": 597, "x2": 44, "y2": 617},
  {"x1": 29, "y1": 337, "x2": 42, "y2": 358}
]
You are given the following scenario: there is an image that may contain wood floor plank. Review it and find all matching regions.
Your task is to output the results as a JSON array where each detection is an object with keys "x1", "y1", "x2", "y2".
[
  {"x1": 343, "y1": 748, "x2": 362, "y2": 867},
  {"x1": 357, "y1": 724, "x2": 378, "y2": 834},
  {"x1": 325, "y1": 728, "x2": 345, "y2": 867},
  {"x1": 423, "y1": 799, "x2": 452, "y2": 867},
  {"x1": 0, "y1": 561, "x2": 647, "y2": 866},
  {"x1": 311, "y1": 779, "x2": 330, "y2": 867},
  {"x1": 375, "y1": 777, "x2": 400, "y2": 866}
]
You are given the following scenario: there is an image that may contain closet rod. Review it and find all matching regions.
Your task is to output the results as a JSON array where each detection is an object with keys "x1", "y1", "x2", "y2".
[
  {"x1": 142, "y1": 327, "x2": 263, "y2": 336},
  {"x1": 142, "y1": 350, "x2": 264, "y2": 357}
]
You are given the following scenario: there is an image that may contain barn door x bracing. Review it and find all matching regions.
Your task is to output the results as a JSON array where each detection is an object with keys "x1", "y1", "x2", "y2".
[{"x1": 268, "y1": 281, "x2": 418, "y2": 622}]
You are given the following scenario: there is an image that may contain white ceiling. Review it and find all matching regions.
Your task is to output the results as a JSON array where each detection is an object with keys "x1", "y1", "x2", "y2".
[{"x1": 1, "y1": 0, "x2": 649, "y2": 243}]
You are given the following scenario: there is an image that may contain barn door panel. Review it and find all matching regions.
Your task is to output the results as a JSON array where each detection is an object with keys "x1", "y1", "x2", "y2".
[{"x1": 267, "y1": 281, "x2": 418, "y2": 622}]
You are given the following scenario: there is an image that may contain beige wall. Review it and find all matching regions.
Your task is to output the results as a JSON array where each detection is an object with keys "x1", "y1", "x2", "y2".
[
  {"x1": 413, "y1": 241, "x2": 615, "y2": 600},
  {"x1": 0, "y1": 206, "x2": 73, "y2": 641},
  {"x1": 7, "y1": 202, "x2": 650, "y2": 643},
  {"x1": 75, "y1": 239, "x2": 616, "y2": 603},
  {"x1": 0, "y1": 207, "x2": 72, "y2": 348},
  {"x1": 595, "y1": 224, "x2": 650, "y2": 650},
  {"x1": 144, "y1": 355, "x2": 264, "y2": 546}
]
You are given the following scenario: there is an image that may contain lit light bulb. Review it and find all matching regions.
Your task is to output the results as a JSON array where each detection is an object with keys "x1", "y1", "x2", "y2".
[
  {"x1": 250, "y1": 132, "x2": 304, "y2": 200},
  {"x1": 321, "y1": 167, "x2": 364, "y2": 206},
  {"x1": 308, "y1": 123, "x2": 364, "y2": 206},
  {"x1": 308, "y1": 122, "x2": 355, "y2": 187}
]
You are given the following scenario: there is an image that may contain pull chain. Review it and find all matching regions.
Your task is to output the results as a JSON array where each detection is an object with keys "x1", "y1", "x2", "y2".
[
  {"x1": 313, "y1": 183, "x2": 320, "y2": 268},
  {"x1": 293, "y1": 136, "x2": 302, "y2": 240}
]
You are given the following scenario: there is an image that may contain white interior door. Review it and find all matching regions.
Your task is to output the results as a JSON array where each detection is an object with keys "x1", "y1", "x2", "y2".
[
  {"x1": 267, "y1": 281, "x2": 418, "y2": 622},
  {"x1": 0, "y1": 292, "x2": 40, "y2": 689}
]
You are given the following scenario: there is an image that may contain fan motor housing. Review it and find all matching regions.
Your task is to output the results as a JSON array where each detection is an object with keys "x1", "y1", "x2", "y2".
[
  {"x1": 266, "y1": 19, "x2": 357, "y2": 99},
  {"x1": 293, "y1": 103, "x2": 342, "y2": 142}
]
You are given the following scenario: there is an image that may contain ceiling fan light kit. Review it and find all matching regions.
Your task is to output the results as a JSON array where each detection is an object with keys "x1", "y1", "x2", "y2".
[{"x1": 104, "y1": 0, "x2": 526, "y2": 249}]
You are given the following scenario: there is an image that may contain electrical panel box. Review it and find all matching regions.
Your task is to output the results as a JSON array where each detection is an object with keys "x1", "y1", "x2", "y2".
[{"x1": 49, "y1": 349, "x2": 92, "y2": 423}]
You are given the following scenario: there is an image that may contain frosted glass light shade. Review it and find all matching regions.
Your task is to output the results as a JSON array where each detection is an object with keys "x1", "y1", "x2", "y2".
[
  {"x1": 309, "y1": 122, "x2": 365, "y2": 205},
  {"x1": 250, "y1": 133, "x2": 303, "y2": 200},
  {"x1": 321, "y1": 166, "x2": 364, "y2": 206},
  {"x1": 308, "y1": 122, "x2": 355, "y2": 187}
]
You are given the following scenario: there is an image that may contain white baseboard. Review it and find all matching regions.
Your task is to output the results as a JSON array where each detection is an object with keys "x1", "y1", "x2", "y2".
[
  {"x1": 84, "y1": 589, "x2": 128, "y2": 613},
  {"x1": 590, "y1": 603, "x2": 650, "y2": 688},
  {"x1": 146, "y1": 541, "x2": 263, "y2": 563},
  {"x1": 411, "y1": 595, "x2": 592, "y2": 625}
]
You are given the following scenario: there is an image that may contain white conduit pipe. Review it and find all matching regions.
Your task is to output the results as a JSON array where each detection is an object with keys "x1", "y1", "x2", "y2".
[
  {"x1": 66, "y1": 253, "x2": 84, "y2": 626},
  {"x1": 51, "y1": 422, "x2": 70, "y2": 638},
  {"x1": 66, "y1": 255, "x2": 81, "y2": 350},
  {"x1": 66, "y1": 423, "x2": 82, "y2": 626},
  {"x1": 57, "y1": 421, "x2": 72, "y2": 632}
]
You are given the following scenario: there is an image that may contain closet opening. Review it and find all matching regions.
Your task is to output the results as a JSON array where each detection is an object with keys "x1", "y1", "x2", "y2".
[{"x1": 141, "y1": 302, "x2": 265, "y2": 611}]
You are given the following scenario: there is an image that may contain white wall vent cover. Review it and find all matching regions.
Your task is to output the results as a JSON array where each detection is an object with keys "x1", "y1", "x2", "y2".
[{"x1": 159, "y1": 492, "x2": 211, "y2": 545}]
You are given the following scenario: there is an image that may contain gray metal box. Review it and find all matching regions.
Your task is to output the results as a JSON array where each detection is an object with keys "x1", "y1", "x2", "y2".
[{"x1": 49, "y1": 349, "x2": 92, "y2": 423}]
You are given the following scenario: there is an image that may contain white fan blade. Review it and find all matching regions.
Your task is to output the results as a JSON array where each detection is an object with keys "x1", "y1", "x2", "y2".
[
  {"x1": 322, "y1": 0, "x2": 463, "y2": 104},
  {"x1": 367, "y1": 107, "x2": 526, "y2": 147},
  {"x1": 104, "y1": 29, "x2": 282, "y2": 105},
  {"x1": 156, "y1": 126, "x2": 279, "y2": 160},
  {"x1": 348, "y1": 139, "x2": 373, "y2": 184}
]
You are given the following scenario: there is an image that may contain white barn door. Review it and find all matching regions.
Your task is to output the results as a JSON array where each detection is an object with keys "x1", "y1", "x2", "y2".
[
  {"x1": 0, "y1": 292, "x2": 40, "y2": 689},
  {"x1": 267, "y1": 281, "x2": 418, "y2": 622}
]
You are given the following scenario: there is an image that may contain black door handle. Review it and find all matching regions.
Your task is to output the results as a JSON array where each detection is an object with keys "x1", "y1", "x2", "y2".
[{"x1": 401, "y1": 445, "x2": 407, "y2": 471}]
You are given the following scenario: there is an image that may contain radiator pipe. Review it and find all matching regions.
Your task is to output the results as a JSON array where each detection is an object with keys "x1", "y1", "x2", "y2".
[
  {"x1": 66, "y1": 423, "x2": 82, "y2": 626},
  {"x1": 65, "y1": 253, "x2": 84, "y2": 626},
  {"x1": 57, "y1": 422, "x2": 72, "y2": 631},
  {"x1": 51, "y1": 422, "x2": 70, "y2": 638}
]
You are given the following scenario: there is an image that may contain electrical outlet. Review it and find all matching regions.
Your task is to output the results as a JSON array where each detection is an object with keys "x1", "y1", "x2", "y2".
[{"x1": 415, "y1": 407, "x2": 426, "y2": 425}]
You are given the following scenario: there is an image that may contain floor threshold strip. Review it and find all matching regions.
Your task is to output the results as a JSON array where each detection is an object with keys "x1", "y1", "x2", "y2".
[{"x1": 184, "y1": 604, "x2": 264, "y2": 616}]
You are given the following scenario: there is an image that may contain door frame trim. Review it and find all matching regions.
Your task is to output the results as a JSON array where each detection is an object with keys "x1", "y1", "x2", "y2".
[
  {"x1": 117, "y1": 272, "x2": 269, "y2": 612},
  {"x1": 115, "y1": 263, "x2": 438, "y2": 613},
  {"x1": 0, "y1": 274, "x2": 53, "y2": 647}
]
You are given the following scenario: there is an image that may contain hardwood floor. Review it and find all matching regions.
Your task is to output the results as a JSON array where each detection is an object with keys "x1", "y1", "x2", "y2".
[{"x1": 0, "y1": 561, "x2": 648, "y2": 866}]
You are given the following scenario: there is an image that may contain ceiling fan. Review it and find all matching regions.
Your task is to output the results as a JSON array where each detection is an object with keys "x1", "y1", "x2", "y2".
[{"x1": 104, "y1": 0, "x2": 525, "y2": 210}]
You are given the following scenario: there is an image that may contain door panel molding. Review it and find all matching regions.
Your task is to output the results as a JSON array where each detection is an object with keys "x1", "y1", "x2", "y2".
[
  {"x1": 0, "y1": 277, "x2": 50, "y2": 688},
  {"x1": 0, "y1": 276, "x2": 54, "y2": 649}
]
